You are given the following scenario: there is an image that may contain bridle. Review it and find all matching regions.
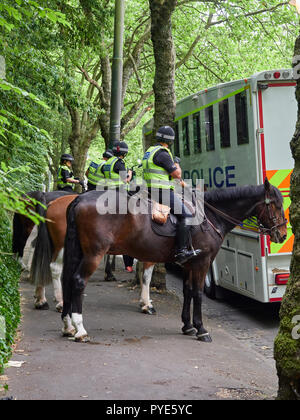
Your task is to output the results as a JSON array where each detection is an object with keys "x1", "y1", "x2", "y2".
[
  {"x1": 244, "y1": 190, "x2": 287, "y2": 236},
  {"x1": 204, "y1": 189, "x2": 287, "y2": 238}
]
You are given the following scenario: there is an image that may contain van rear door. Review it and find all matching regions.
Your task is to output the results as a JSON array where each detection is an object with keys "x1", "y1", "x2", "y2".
[{"x1": 257, "y1": 80, "x2": 296, "y2": 256}]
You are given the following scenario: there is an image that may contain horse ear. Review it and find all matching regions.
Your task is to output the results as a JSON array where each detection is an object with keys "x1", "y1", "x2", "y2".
[{"x1": 264, "y1": 177, "x2": 271, "y2": 192}]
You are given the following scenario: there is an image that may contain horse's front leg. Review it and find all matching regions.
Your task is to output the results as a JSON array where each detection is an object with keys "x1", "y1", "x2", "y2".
[
  {"x1": 50, "y1": 249, "x2": 64, "y2": 313},
  {"x1": 181, "y1": 270, "x2": 196, "y2": 336},
  {"x1": 21, "y1": 226, "x2": 37, "y2": 281},
  {"x1": 140, "y1": 263, "x2": 156, "y2": 315},
  {"x1": 192, "y1": 268, "x2": 212, "y2": 343}
]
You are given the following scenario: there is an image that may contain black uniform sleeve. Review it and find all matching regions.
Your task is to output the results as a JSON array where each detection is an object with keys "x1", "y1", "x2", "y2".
[
  {"x1": 114, "y1": 159, "x2": 127, "y2": 181},
  {"x1": 61, "y1": 168, "x2": 72, "y2": 183},
  {"x1": 153, "y1": 149, "x2": 177, "y2": 174}
]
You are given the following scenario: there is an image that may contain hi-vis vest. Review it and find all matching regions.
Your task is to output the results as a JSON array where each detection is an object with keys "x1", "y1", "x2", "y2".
[
  {"x1": 87, "y1": 161, "x2": 100, "y2": 185},
  {"x1": 142, "y1": 145, "x2": 174, "y2": 190},
  {"x1": 102, "y1": 156, "x2": 124, "y2": 188},
  {"x1": 92, "y1": 160, "x2": 106, "y2": 186},
  {"x1": 57, "y1": 165, "x2": 74, "y2": 189},
  {"x1": 87, "y1": 160, "x2": 107, "y2": 186}
]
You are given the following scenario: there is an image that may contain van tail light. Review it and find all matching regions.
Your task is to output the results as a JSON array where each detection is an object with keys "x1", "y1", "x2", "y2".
[{"x1": 275, "y1": 273, "x2": 289, "y2": 285}]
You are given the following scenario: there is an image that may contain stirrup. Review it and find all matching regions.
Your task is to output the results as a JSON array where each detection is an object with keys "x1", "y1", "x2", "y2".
[{"x1": 175, "y1": 248, "x2": 202, "y2": 264}]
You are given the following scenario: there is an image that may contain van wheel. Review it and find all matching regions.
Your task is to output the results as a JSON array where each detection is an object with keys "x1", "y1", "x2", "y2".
[{"x1": 204, "y1": 267, "x2": 216, "y2": 299}]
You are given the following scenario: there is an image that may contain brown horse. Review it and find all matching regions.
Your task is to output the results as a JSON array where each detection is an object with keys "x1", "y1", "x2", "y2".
[
  {"x1": 30, "y1": 195, "x2": 117, "y2": 312},
  {"x1": 61, "y1": 179, "x2": 287, "y2": 342}
]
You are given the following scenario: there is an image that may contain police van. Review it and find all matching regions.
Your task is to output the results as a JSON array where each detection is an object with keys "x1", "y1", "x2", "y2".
[{"x1": 143, "y1": 69, "x2": 296, "y2": 303}]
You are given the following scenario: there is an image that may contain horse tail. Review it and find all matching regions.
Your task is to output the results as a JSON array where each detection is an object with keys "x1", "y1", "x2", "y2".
[
  {"x1": 29, "y1": 192, "x2": 53, "y2": 286},
  {"x1": 12, "y1": 213, "x2": 25, "y2": 257},
  {"x1": 12, "y1": 191, "x2": 46, "y2": 258},
  {"x1": 61, "y1": 196, "x2": 83, "y2": 319}
]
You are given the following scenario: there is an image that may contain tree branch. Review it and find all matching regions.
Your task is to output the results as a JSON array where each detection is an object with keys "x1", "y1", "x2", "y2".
[
  {"x1": 121, "y1": 89, "x2": 153, "y2": 130},
  {"x1": 208, "y1": 1, "x2": 290, "y2": 28},
  {"x1": 122, "y1": 104, "x2": 154, "y2": 138}
]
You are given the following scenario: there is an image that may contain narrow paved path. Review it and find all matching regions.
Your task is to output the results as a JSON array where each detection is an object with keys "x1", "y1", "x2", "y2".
[{"x1": 1, "y1": 266, "x2": 278, "y2": 400}]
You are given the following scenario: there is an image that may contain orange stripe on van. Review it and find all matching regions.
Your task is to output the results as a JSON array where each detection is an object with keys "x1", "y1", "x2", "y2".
[
  {"x1": 278, "y1": 170, "x2": 292, "y2": 190},
  {"x1": 266, "y1": 169, "x2": 294, "y2": 255},
  {"x1": 277, "y1": 235, "x2": 294, "y2": 254},
  {"x1": 266, "y1": 170, "x2": 277, "y2": 180}
]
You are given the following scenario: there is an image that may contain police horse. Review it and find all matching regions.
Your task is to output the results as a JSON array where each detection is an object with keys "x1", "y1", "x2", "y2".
[
  {"x1": 60, "y1": 179, "x2": 287, "y2": 342},
  {"x1": 13, "y1": 191, "x2": 117, "y2": 311},
  {"x1": 28, "y1": 194, "x2": 118, "y2": 312},
  {"x1": 12, "y1": 191, "x2": 74, "y2": 310}
]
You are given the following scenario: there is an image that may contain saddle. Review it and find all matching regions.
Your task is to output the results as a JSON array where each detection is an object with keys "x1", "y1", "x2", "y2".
[
  {"x1": 152, "y1": 202, "x2": 171, "y2": 225},
  {"x1": 150, "y1": 199, "x2": 197, "y2": 237},
  {"x1": 151, "y1": 198, "x2": 196, "y2": 225}
]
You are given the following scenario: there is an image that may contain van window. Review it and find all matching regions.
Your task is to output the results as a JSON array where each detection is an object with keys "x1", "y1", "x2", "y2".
[
  {"x1": 236, "y1": 91, "x2": 249, "y2": 145},
  {"x1": 193, "y1": 113, "x2": 201, "y2": 154},
  {"x1": 182, "y1": 117, "x2": 190, "y2": 156},
  {"x1": 219, "y1": 99, "x2": 230, "y2": 148},
  {"x1": 205, "y1": 106, "x2": 215, "y2": 151}
]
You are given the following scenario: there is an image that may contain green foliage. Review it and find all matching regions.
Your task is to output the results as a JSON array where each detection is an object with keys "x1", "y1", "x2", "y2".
[
  {"x1": 0, "y1": 0, "x2": 70, "y2": 370},
  {"x1": 173, "y1": 0, "x2": 298, "y2": 99},
  {"x1": 0, "y1": 209, "x2": 21, "y2": 373}
]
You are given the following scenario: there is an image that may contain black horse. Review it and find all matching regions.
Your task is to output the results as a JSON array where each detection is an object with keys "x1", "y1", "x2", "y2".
[{"x1": 60, "y1": 179, "x2": 287, "y2": 342}]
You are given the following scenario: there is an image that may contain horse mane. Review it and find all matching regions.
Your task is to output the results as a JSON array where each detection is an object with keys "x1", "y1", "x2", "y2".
[{"x1": 204, "y1": 184, "x2": 283, "y2": 205}]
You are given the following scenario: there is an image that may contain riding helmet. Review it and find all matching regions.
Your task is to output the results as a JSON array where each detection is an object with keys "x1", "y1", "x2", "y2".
[
  {"x1": 113, "y1": 141, "x2": 129, "y2": 157},
  {"x1": 156, "y1": 126, "x2": 175, "y2": 144},
  {"x1": 103, "y1": 149, "x2": 114, "y2": 159},
  {"x1": 61, "y1": 153, "x2": 74, "y2": 162}
]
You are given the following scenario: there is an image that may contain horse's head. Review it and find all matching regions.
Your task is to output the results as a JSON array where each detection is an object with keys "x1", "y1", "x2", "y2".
[{"x1": 255, "y1": 178, "x2": 287, "y2": 244}]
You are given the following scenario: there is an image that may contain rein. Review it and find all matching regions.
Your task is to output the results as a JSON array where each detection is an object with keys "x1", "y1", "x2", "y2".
[{"x1": 203, "y1": 191, "x2": 287, "y2": 237}]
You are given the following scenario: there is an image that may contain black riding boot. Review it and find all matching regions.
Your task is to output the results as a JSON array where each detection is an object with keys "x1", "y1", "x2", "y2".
[{"x1": 174, "y1": 218, "x2": 202, "y2": 264}]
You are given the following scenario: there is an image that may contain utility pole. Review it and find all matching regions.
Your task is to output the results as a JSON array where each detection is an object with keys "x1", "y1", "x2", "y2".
[{"x1": 109, "y1": 0, "x2": 125, "y2": 148}]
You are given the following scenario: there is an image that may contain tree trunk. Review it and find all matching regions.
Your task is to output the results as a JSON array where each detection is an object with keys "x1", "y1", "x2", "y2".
[
  {"x1": 147, "y1": 0, "x2": 177, "y2": 290},
  {"x1": 149, "y1": 0, "x2": 177, "y2": 137},
  {"x1": 274, "y1": 33, "x2": 300, "y2": 400}
]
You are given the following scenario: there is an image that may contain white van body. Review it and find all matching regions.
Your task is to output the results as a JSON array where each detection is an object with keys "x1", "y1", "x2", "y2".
[{"x1": 143, "y1": 69, "x2": 296, "y2": 302}]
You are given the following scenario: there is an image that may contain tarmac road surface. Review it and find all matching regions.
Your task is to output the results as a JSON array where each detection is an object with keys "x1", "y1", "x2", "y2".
[{"x1": 1, "y1": 261, "x2": 280, "y2": 401}]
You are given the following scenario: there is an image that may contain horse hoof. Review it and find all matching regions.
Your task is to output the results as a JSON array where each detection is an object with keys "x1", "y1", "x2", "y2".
[
  {"x1": 62, "y1": 328, "x2": 76, "y2": 337},
  {"x1": 75, "y1": 335, "x2": 91, "y2": 343},
  {"x1": 104, "y1": 276, "x2": 117, "y2": 282},
  {"x1": 35, "y1": 302, "x2": 49, "y2": 310},
  {"x1": 141, "y1": 306, "x2": 156, "y2": 315},
  {"x1": 182, "y1": 327, "x2": 197, "y2": 336},
  {"x1": 56, "y1": 304, "x2": 63, "y2": 313},
  {"x1": 197, "y1": 332, "x2": 212, "y2": 343}
]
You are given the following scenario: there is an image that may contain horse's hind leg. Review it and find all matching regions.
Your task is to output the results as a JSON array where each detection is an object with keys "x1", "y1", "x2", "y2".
[
  {"x1": 140, "y1": 263, "x2": 156, "y2": 315},
  {"x1": 71, "y1": 252, "x2": 107, "y2": 342}
]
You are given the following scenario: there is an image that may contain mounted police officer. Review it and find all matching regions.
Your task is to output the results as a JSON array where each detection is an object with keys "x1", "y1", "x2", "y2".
[
  {"x1": 142, "y1": 126, "x2": 201, "y2": 264},
  {"x1": 102, "y1": 141, "x2": 132, "y2": 188},
  {"x1": 57, "y1": 154, "x2": 84, "y2": 192},
  {"x1": 85, "y1": 149, "x2": 114, "y2": 191}
]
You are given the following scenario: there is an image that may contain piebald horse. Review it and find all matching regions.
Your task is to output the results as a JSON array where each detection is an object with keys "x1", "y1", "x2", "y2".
[
  {"x1": 29, "y1": 195, "x2": 117, "y2": 312},
  {"x1": 12, "y1": 191, "x2": 74, "y2": 309},
  {"x1": 61, "y1": 179, "x2": 287, "y2": 342}
]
